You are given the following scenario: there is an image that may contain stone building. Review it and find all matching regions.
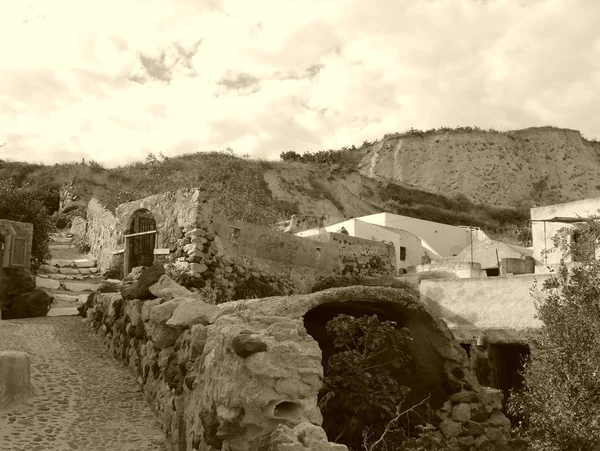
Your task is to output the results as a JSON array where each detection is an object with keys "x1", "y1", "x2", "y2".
[{"x1": 85, "y1": 188, "x2": 396, "y2": 300}]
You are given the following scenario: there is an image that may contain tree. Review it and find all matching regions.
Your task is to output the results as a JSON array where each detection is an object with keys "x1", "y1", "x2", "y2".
[
  {"x1": 508, "y1": 218, "x2": 600, "y2": 450},
  {"x1": 0, "y1": 181, "x2": 54, "y2": 267}
]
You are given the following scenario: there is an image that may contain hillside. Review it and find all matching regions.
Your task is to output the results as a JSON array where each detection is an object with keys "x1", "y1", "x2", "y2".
[
  {"x1": 359, "y1": 126, "x2": 600, "y2": 208},
  {"x1": 8, "y1": 124, "x2": 600, "y2": 245}
]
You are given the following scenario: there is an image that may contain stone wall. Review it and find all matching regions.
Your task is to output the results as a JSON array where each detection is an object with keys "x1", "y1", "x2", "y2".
[
  {"x1": 414, "y1": 260, "x2": 486, "y2": 279},
  {"x1": 83, "y1": 283, "x2": 513, "y2": 451},
  {"x1": 500, "y1": 257, "x2": 534, "y2": 276},
  {"x1": 115, "y1": 189, "x2": 204, "y2": 250},
  {"x1": 86, "y1": 199, "x2": 119, "y2": 273}
]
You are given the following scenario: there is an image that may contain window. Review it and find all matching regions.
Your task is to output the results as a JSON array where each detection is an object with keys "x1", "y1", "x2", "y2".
[
  {"x1": 399, "y1": 246, "x2": 406, "y2": 261},
  {"x1": 11, "y1": 237, "x2": 26, "y2": 267}
]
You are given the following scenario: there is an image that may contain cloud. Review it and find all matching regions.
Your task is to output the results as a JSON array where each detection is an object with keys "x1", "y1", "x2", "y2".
[{"x1": 0, "y1": 0, "x2": 599, "y2": 168}]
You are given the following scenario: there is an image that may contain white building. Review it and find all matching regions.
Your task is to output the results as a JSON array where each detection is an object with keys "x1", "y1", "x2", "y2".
[
  {"x1": 296, "y1": 218, "x2": 422, "y2": 274},
  {"x1": 531, "y1": 197, "x2": 600, "y2": 274},
  {"x1": 355, "y1": 213, "x2": 490, "y2": 258}
]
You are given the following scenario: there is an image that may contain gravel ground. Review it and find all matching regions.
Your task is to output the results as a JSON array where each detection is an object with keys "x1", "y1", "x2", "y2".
[{"x1": 0, "y1": 316, "x2": 166, "y2": 451}]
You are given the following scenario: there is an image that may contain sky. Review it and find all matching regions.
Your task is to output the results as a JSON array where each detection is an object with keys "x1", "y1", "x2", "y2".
[{"x1": 0, "y1": 0, "x2": 599, "y2": 168}]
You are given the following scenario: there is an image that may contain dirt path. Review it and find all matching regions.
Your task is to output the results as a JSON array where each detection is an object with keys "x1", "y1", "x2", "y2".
[{"x1": 0, "y1": 316, "x2": 166, "y2": 451}]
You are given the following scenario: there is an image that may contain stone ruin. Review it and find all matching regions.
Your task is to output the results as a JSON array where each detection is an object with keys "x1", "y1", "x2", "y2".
[{"x1": 80, "y1": 268, "x2": 513, "y2": 451}]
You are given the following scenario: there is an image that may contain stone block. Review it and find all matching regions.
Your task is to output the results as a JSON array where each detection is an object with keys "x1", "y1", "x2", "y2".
[
  {"x1": 48, "y1": 274, "x2": 67, "y2": 280},
  {"x1": 166, "y1": 298, "x2": 220, "y2": 330},
  {"x1": 64, "y1": 282, "x2": 99, "y2": 292},
  {"x1": 440, "y1": 418, "x2": 463, "y2": 438},
  {"x1": 452, "y1": 403, "x2": 471, "y2": 423},
  {"x1": 150, "y1": 298, "x2": 183, "y2": 324},
  {"x1": 74, "y1": 259, "x2": 96, "y2": 268},
  {"x1": 149, "y1": 275, "x2": 192, "y2": 301},
  {"x1": 142, "y1": 298, "x2": 162, "y2": 322},
  {"x1": 49, "y1": 259, "x2": 74, "y2": 268},
  {"x1": 39, "y1": 264, "x2": 59, "y2": 274},
  {"x1": 59, "y1": 268, "x2": 80, "y2": 275},
  {"x1": 35, "y1": 277, "x2": 60, "y2": 290}
]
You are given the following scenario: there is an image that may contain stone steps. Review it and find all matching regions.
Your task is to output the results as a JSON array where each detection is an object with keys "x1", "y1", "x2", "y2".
[{"x1": 36, "y1": 276, "x2": 101, "y2": 293}]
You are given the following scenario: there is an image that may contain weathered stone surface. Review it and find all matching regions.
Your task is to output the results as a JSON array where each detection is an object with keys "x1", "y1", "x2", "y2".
[
  {"x1": 439, "y1": 418, "x2": 463, "y2": 438},
  {"x1": 150, "y1": 298, "x2": 184, "y2": 324},
  {"x1": 35, "y1": 276, "x2": 60, "y2": 290},
  {"x1": 97, "y1": 280, "x2": 121, "y2": 293},
  {"x1": 452, "y1": 403, "x2": 471, "y2": 423},
  {"x1": 147, "y1": 322, "x2": 182, "y2": 349},
  {"x1": 39, "y1": 264, "x2": 59, "y2": 274},
  {"x1": 74, "y1": 259, "x2": 96, "y2": 268},
  {"x1": 142, "y1": 298, "x2": 162, "y2": 322},
  {"x1": 64, "y1": 282, "x2": 99, "y2": 292},
  {"x1": 165, "y1": 298, "x2": 220, "y2": 329},
  {"x1": 121, "y1": 263, "x2": 165, "y2": 300},
  {"x1": 149, "y1": 275, "x2": 192, "y2": 301},
  {"x1": 47, "y1": 274, "x2": 67, "y2": 280},
  {"x1": 49, "y1": 259, "x2": 74, "y2": 268},
  {"x1": 190, "y1": 324, "x2": 208, "y2": 359},
  {"x1": 231, "y1": 334, "x2": 268, "y2": 358},
  {"x1": 269, "y1": 423, "x2": 348, "y2": 450},
  {"x1": 191, "y1": 314, "x2": 324, "y2": 451},
  {"x1": 59, "y1": 267, "x2": 80, "y2": 275}
]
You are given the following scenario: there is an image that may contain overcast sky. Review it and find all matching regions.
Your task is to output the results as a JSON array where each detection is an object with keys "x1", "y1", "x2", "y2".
[{"x1": 0, "y1": 0, "x2": 598, "y2": 168}]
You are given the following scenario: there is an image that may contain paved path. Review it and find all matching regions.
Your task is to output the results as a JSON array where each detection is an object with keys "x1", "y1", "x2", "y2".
[{"x1": 0, "y1": 316, "x2": 166, "y2": 451}]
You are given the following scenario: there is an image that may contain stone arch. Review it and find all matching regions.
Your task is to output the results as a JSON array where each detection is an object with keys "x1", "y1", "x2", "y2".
[{"x1": 124, "y1": 208, "x2": 157, "y2": 275}]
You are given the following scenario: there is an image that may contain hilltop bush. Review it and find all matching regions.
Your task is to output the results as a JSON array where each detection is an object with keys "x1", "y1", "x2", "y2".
[
  {"x1": 0, "y1": 181, "x2": 54, "y2": 267},
  {"x1": 508, "y1": 219, "x2": 600, "y2": 450}
]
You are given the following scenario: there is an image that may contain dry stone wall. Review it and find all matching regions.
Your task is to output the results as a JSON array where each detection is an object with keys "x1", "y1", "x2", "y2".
[{"x1": 83, "y1": 282, "x2": 513, "y2": 451}]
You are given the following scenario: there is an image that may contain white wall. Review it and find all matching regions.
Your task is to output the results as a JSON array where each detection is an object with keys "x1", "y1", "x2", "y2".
[
  {"x1": 531, "y1": 197, "x2": 600, "y2": 269},
  {"x1": 353, "y1": 220, "x2": 421, "y2": 272},
  {"x1": 357, "y1": 213, "x2": 487, "y2": 257}
]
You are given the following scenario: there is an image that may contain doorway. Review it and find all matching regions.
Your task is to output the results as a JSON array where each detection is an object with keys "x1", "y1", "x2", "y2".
[{"x1": 124, "y1": 209, "x2": 157, "y2": 276}]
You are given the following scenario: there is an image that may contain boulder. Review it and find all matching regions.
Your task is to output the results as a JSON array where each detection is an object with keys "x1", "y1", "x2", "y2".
[
  {"x1": 5, "y1": 288, "x2": 53, "y2": 319},
  {"x1": 97, "y1": 280, "x2": 121, "y2": 293},
  {"x1": 142, "y1": 298, "x2": 162, "y2": 322},
  {"x1": 149, "y1": 275, "x2": 192, "y2": 301},
  {"x1": 121, "y1": 264, "x2": 165, "y2": 300},
  {"x1": 165, "y1": 297, "x2": 220, "y2": 329},
  {"x1": 150, "y1": 298, "x2": 184, "y2": 324}
]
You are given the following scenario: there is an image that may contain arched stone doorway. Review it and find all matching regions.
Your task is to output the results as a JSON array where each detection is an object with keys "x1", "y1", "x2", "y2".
[{"x1": 124, "y1": 209, "x2": 157, "y2": 276}]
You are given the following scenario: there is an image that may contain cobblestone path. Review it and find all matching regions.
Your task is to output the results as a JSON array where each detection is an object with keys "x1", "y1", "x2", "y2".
[{"x1": 0, "y1": 316, "x2": 166, "y2": 451}]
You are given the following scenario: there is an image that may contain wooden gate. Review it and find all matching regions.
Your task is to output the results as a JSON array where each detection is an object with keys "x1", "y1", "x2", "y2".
[{"x1": 125, "y1": 212, "x2": 157, "y2": 276}]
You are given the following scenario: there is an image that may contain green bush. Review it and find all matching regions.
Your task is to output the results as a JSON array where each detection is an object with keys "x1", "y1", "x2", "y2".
[
  {"x1": 0, "y1": 181, "x2": 54, "y2": 267},
  {"x1": 319, "y1": 314, "x2": 414, "y2": 449},
  {"x1": 508, "y1": 219, "x2": 600, "y2": 450}
]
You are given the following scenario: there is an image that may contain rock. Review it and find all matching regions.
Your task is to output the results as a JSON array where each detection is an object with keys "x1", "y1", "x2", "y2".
[
  {"x1": 142, "y1": 298, "x2": 162, "y2": 322},
  {"x1": 474, "y1": 434, "x2": 489, "y2": 448},
  {"x1": 149, "y1": 275, "x2": 192, "y2": 301},
  {"x1": 97, "y1": 280, "x2": 121, "y2": 293},
  {"x1": 126, "y1": 299, "x2": 143, "y2": 328},
  {"x1": 63, "y1": 282, "x2": 98, "y2": 292},
  {"x1": 269, "y1": 423, "x2": 348, "y2": 450},
  {"x1": 35, "y1": 277, "x2": 60, "y2": 290},
  {"x1": 121, "y1": 263, "x2": 165, "y2": 300},
  {"x1": 469, "y1": 402, "x2": 488, "y2": 422},
  {"x1": 463, "y1": 420, "x2": 486, "y2": 437},
  {"x1": 231, "y1": 334, "x2": 268, "y2": 358},
  {"x1": 5, "y1": 288, "x2": 53, "y2": 319},
  {"x1": 147, "y1": 323, "x2": 182, "y2": 349},
  {"x1": 456, "y1": 435, "x2": 475, "y2": 447},
  {"x1": 485, "y1": 426, "x2": 503, "y2": 442},
  {"x1": 150, "y1": 299, "x2": 184, "y2": 324},
  {"x1": 190, "y1": 324, "x2": 208, "y2": 359},
  {"x1": 439, "y1": 418, "x2": 463, "y2": 438},
  {"x1": 478, "y1": 387, "x2": 503, "y2": 410},
  {"x1": 451, "y1": 403, "x2": 471, "y2": 423},
  {"x1": 165, "y1": 298, "x2": 220, "y2": 329},
  {"x1": 47, "y1": 274, "x2": 67, "y2": 280},
  {"x1": 450, "y1": 390, "x2": 476, "y2": 403}
]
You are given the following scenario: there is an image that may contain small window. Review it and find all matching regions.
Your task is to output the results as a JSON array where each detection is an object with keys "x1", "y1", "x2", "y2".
[
  {"x1": 399, "y1": 246, "x2": 406, "y2": 261},
  {"x1": 11, "y1": 237, "x2": 27, "y2": 267}
]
